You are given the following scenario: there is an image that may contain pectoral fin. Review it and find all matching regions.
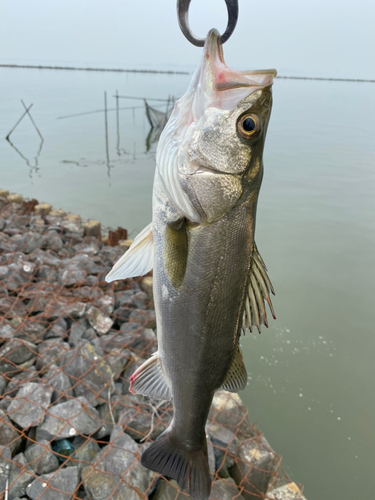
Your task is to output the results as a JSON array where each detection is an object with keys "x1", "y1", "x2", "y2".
[
  {"x1": 220, "y1": 344, "x2": 247, "y2": 392},
  {"x1": 130, "y1": 352, "x2": 171, "y2": 400},
  {"x1": 105, "y1": 223, "x2": 153, "y2": 282},
  {"x1": 242, "y1": 243, "x2": 276, "y2": 333}
]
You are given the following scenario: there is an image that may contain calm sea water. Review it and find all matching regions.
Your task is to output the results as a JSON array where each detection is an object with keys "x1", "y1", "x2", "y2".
[{"x1": 1, "y1": 67, "x2": 375, "y2": 499}]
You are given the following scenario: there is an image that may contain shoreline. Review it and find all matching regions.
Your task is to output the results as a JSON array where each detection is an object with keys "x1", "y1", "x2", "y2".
[{"x1": 0, "y1": 189, "x2": 306, "y2": 500}]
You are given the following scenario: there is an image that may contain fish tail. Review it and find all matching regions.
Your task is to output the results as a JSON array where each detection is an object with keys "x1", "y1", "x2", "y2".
[{"x1": 141, "y1": 425, "x2": 211, "y2": 500}]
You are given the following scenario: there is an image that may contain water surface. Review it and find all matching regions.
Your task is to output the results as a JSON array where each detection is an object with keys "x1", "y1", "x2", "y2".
[{"x1": 1, "y1": 67, "x2": 375, "y2": 499}]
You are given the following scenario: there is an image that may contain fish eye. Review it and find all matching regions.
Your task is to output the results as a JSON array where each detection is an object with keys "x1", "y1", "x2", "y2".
[{"x1": 237, "y1": 114, "x2": 260, "y2": 139}]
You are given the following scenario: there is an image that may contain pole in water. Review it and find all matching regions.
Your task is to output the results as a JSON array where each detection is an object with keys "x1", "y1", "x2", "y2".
[
  {"x1": 104, "y1": 91, "x2": 109, "y2": 161},
  {"x1": 21, "y1": 100, "x2": 44, "y2": 141},
  {"x1": 115, "y1": 89, "x2": 120, "y2": 154},
  {"x1": 5, "y1": 103, "x2": 34, "y2": 140}
]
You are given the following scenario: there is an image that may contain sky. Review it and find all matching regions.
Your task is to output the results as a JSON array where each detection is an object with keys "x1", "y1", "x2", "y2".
[{"x1": 0, "y1": 0, "x2": 374, "y2": 79}]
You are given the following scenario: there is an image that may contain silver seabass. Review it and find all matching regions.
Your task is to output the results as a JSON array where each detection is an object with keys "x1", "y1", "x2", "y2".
[{"x1": 106, "y1": 29, "x2": 277, "y2": 500}]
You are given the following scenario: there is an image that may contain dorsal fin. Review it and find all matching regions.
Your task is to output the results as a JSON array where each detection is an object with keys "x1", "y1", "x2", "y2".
[
  {"x1": 242, "y1": 243, "x2": 276, "y2": 333},
  {"x1": 105, "y1": 223, "x2": 153, "y2": 282},
  {"x1": 220, "y1": 344, "x2": 247, "y2": 393}
]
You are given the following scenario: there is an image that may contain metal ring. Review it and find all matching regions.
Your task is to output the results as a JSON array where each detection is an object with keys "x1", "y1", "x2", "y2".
[{"x1": 177, "y1": 0, "x2": 239, "y2": 47}]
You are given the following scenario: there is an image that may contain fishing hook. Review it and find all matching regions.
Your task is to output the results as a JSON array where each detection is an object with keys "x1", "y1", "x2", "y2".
[{"x1": 177, "y1": 0, "x2": 239, "y2": 47}]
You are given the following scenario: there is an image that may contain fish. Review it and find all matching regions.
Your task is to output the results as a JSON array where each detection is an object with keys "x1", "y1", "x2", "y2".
[{"x1": 106, "y1": 29, "x2": 276, "y2": 500}]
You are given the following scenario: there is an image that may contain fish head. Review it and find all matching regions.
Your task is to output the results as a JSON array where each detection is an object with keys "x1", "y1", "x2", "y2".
[{"x1": 156, "y1": 29, "x2": 276, "y2": 224}]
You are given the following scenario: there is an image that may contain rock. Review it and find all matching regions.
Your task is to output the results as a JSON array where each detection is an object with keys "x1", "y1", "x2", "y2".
[
  {"x1": 36, "y1": 265, "x2": 58, "y2": 282},
  {"x1": 0, "y1": 447, "x2": 12, "y2": 494},
  {"x1": 82, "y1": 430, "x2": 150, "y2": 500},
  {"x1": 0, "y1": 410, "x2": 21, "y2": 452},
  {"x1": 69, "y1": 319, "x2": 96, "y2": 344},
  {"x1": 24, "y1": 440, "x2": 60, "y2": 475},
  {"x1": 66, "y1": 436, "x2": 101, "y2": 474},
  {"x1": 230, "y1": 436, "x2": 278, "y2": 500},
  {"x1": 0, "y1": 297, "x2": 28, "y2": 318},
  {"x1": 43, "y1": 365, "x2": 73, "y2": 402},
  {"x1": 0, "y1": 375, "x2": 6, "y2": 395},
  {"x1": 209, "y1": 391, "x2": 255, "y2": 438},
  {"x1": 0, "y1": 317, "x2": 15, "y2": 341},
  {"x1": 45, "y1": 318, "x2": 68, "y2": 340},
  {"x1": 86, "y1": 306, "x2": 113, "y2": 336},
  {"x1": 141, "y1": 276, "x2": 153, "y2": 300},
  {"x1": 0, "y1": 262, "x2": 35, "y2": 291},
  {"x1": 26, "y1": 466, "x2": 79, "y2": 500},
  {"x1": 59, "y1": 267, "x2": 86, "y2": 286},
  {"x1": 10, "y1": 232, "x2": 43, "y2": 253},
  {"x1": 0, "y1": 189, "x2": 9, "y2": 197},
  {"x1": 7, "y1": 382, "x2": 53, "y2": 429},
  {"x1": 7, "y1": 193, "x2": 23, "y2": 204},
  {"x1": 151, "y1": 479, "x2": 186, "y2": 500},
  {"x1": 106, "y1": 348, "x2": 131, "y2": 378},
  {"x1": 118, "y1": 405, "x2": 167, "y2": 442},
  {"x1": 128, "y1": 309, "x2": 156, "y2": 329},
  {"x1": 41, "y1": 232, "x2": 63, "y2": 252},
  {"x1": 7, "y1": 452, "x2": 34, "y2": 499},
  {"x1": 36, "y1": 397, "x2": 101, "y2": 441},
  {"x1": 34, "y1": 203, "x2": 52, "y2": 216},
  {"x1": 46, "y1": 299, "x2": 87, "y2": 320},
  {"x1": 83, "y1": 221, "x2": 101, "y2": 239},
  {"x1": 208, "y1": 422, "x2": 238, "y2": 478},
  {"x1": 16, "y1": 316, "x2": 49, "y2": 342},
  {"x1": 114, "y1": 290, "x2": 137, "y2": 308},
  {"x1": 61, "y1": 342, "x2": 114, "y2": 406},
  {"x1": 210, "y1": 478, "x2": 244, "y2": 500},
  {"x1": 5, "y1": 366, "x2": 39, "y2": 397},
  {"x1": 93, "y1": 294, "x2": 115, "y2": 315},
  {"x1": 0, "y1": 338, "x2": 37, "y2": 374},
  {"x1": 36, "y1": 340, "x2": 70, "y2": 371},
  {"x1": 29, "y1": 249, "x2": 61, "y2": 267},
  {"x1": 49, "y1": 209, "x2": 66, "y2": 217},
  {"x1": 99, "y1": 330, "x2": 145, "y2": 353},
  {"x1": 267, "y1": 482, "x2": 306, "y2": 500},
  {"x1": 72, "y1": 286, "x2": 103, "y2": 300}
]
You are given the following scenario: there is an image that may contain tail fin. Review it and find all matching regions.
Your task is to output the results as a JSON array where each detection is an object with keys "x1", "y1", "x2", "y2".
[{"x1": 141, "y1": 427, "x2": 211, "y2": 500}]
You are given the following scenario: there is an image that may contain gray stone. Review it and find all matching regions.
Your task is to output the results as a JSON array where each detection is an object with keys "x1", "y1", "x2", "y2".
[
  {"x1": 45, "y1": 318, "x2": 68, "y2": 340},
  {"x1": 43, "y1": 365, "x2": 73, "y2": 402},
  {"x1": 0, "y1": 338, "x2": 37, "y2": 374},
  {"x1": 16, "y1": 316, "x2": 49, "y2": 342},
  {"x1": 151, "y1": 479, "x2": 186, "y2": 500},
  {"x1": 36, "y1": 265, "x2": 58, "y2": 282},
  {"x1": 36, "y1": 340, "x2": 70, "y2": 371},
  {"x1": 0, "y1": 317, "x2": 15, "y2": 341},
  {"x1": 230, "y1": 436, "x2": 277, "y2": 500},
  {"x1": 208, "y1": 422, "x2": 238, "y2": 478},
  {"x1": 7, "y1": 382, "x2": 53, "y2": 429},
  {"x1": 209, "y1": 391, "x2": 255, "y2": 438},
  {"x1": 5, "y1": 366, "x2": 38, "y2": 397},
  {"x1": 0, "y1": 217, "x2": 5, "y2": 230},
  {"x1": 207, "y1": 434, "x2": 216, "y2": 475},
  {"x1": 29, "y1": 249, "x2": 61, "y2": 267},
  {"x1": 106, "y1": 348, "x2": 131, "y2": 379},
  {"x1": 41, "y1": 232, "x2": 63, "y2": 252},
  {"x1": 36, "y1": 397, "x2": 101, "y2": 441},
  {"x1": 100, "y1": 330, "x2": 145, "y2": 353},
  {"x1": 7, "y1": 452, "x2": 34, "y2": 500},
  {"x1": 128, "y1": 309, "x2": 156, "y2": 329},
  {"x1": 26, "y1": 466, "x2": 79, "y2": 500},
  {"x1": 118, "y1": 405, "x2": 167, "y2": 442},
  {"x1": 61, "y1": 342, "x2": 114, "y2": 406},
  {"x1": 210, "y1": 478, "x2": 244, "y2": 500},
  {"x1": 0, "y1": 447, "x2": 12, "y2": 494},
  {"x1": 93, "y1": 294, "x2": 115, "y2": 315},
  {"x1": 59, "y1": 267, "x2": 86, "y2": 286},
  {"x1": 0, "y1": 411, "x2": 21, "y2": 452},
  {"x1": 65, "y1": 436, "x2": 101, "y2": 474},
  {"x1": 0, "y1": 375, "x2": 6, "y2": 395},
  {"x1": 82, "y1": 430, "x2": 150, "y2": 500},
  {"x1": 24, "y1": 440, "x2": 60, "y2": 475},
  {"x1": 114, "y1": 290, "x2": 137, "y2": 308},
  {"x1": 10, "y1": 232, "x2": 43, "y2": 254},
  {"x1": 86, "y1": 306, "x2": 113, "y2": 336},
  {"x1": 0, "y1": 297, "x2": 28, "y2": 318},
  {"x1": 267, "y1": 482, "x2": 306, "y2": 500},
  {"x1": 93, "y1": 403, "x2": 116, "y2": 439},
  {"x1": 0, "y1": 262, "x2": 34, "y2": 291},
  {"x1": 46, "y1": 300, "x2": 87, "y2": 320},
  {"x1": 72, "y1": 286, "x2": 103, "y2": 300}
]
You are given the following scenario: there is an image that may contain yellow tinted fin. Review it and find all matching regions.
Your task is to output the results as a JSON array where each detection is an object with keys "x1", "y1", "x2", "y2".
[
  {"x1": 220, "y1": 344, "x2": 247, "y2": 393},
  {"x1": 130, "y1": 352, "x2": 171, "y2": 401},
  {"x1": 242, "y1": 243, "x2": 276, "y2": 333}
]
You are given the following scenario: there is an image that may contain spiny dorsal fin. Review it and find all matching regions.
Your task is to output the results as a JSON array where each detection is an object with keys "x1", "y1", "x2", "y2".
[
  {"x1": 105, "y1": 223, "x2": 153, "y2": 282},
  {"x1": 220, "y1": 344, "x2": 247, "y2": 393},
  {"x1": 130, "y1": 352, "x2": 171, "y2": 401},
  {"x1": 242, "y1": 243, "x2": 276, "y2": 334}
]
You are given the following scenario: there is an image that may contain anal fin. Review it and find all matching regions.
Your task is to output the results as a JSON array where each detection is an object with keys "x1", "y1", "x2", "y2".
[
  {"x1": 105, "y1": 222, "x2": 153, "y2": 282},
  {"x1": 242, "y1": 242, "x2": 276, "y2": 333},
  {"x1": 130, "y1": 352, "x2": 171, "y2": 400},
  {"x1": 220, "y1": 344, "x2": 247, "y2": 393}
]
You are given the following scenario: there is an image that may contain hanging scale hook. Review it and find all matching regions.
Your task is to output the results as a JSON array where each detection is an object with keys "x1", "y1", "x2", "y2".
[{"x1": 177, "y1": 0, "x2": 239, "y2": 47}]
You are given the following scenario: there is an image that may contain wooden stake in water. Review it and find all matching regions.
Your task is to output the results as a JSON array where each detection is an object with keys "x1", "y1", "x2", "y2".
[
  {"x1": 116, "y1": 89, "x2": 120, "y2": 153},
  {"x1": 104, "y1": 91, "x2": 109, "y2": 162},
  {"x1": 5, "y1": 103, "x2": 34, "y2": 140},
  {"x1": 21, "y1": 99, "x2": 44, "y2": 141}
]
